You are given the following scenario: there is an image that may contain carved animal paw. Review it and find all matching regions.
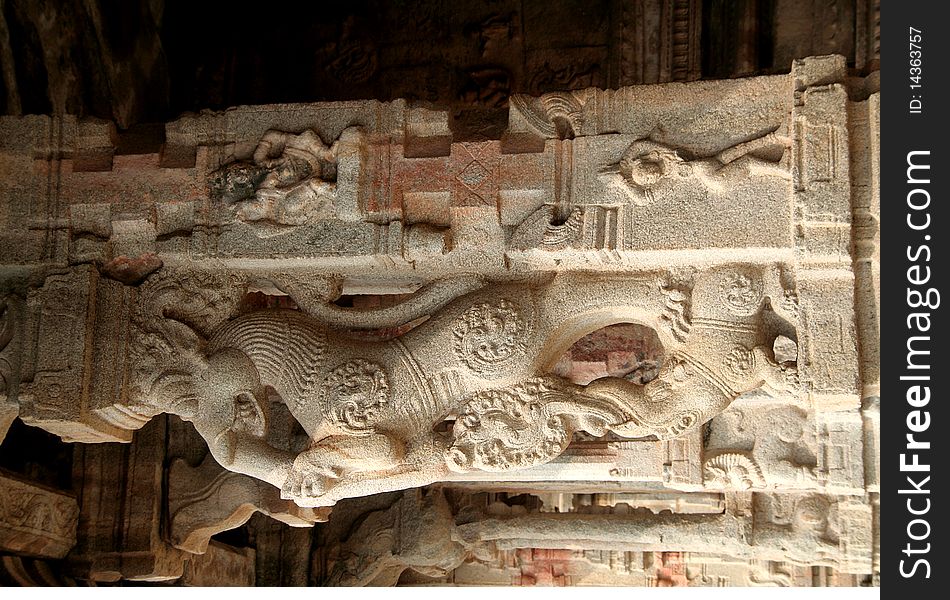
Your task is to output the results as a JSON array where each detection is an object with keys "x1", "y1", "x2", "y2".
[
  {"x1": 282, "y1": 459, "x2": 340, "y2": 499},
  {"x1": 283, "y1": 471, "x2": 329, "y2": 499}
]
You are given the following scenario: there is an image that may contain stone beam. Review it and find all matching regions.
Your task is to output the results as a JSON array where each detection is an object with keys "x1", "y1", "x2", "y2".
[{"x1": 0, "y1": 471, "x2": 79, "y2": 559}]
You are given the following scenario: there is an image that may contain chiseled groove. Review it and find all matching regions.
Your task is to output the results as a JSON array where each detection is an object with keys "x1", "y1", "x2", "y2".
[{"x1": 209, "y1": 310, "x2": 327, "y2": 403}]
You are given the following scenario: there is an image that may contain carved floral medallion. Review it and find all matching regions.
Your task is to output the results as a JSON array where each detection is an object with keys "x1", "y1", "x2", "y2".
[
  {"x1": 718, "y1": 271, "x2": 763, "y2": 316},
  {"x1": 721, "y1": 346, "x2": 756, "y2": 382},
  {"x1": 320, "y1": 359, "x2": 391, "y2": 434},
  {"x1": 453, "y1": 299, "x2": 528, "y2": 373}
]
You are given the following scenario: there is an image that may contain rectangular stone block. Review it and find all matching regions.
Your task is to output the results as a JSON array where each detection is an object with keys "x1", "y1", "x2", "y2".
[
  {"x1": 0, "y1": 472, "x2": 78, "y2": 559},
  {"x1": 796, "y1": 270, "x2": 861, "y2": 396}
]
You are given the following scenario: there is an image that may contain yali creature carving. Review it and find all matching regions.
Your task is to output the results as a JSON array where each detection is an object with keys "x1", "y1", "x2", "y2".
[{"x1": 122, "y1": 262, "x2": 800, "y2": 509}]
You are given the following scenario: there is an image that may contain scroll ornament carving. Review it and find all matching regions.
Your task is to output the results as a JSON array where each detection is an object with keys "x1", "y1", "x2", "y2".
[
  {"x1": 447, "y1": 377, "x2": 631, "y2": 472},
  {"x1": 510, "y1": 92, "x2": 584, "y2": 138},
  {"x1": 448, "y1": 380, "x2": 571, "y2": 471},
  {"x1": 719, "y1": 271, "x2": 764, "y2": 316},
  {"x1": 321, "y1": 359, "x2": 391, "y2": 434},
  {"x1": 0, "y1": 476, "x2": 79, "y2": 552},
  {"x1": 453, "y1": 299, "x2": 528, "y2": 373},
  {"x1": 540, "y1": 208, "x2": 585, "y2": 250},
  {"x1": 509, "y1": 205, "x2": 585, "y2": 251},
  {"x1": 703, "y1": 452, "x2": 766, "y2": 490}
]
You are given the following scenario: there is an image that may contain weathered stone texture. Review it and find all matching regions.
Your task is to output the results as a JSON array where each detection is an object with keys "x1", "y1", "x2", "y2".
[
  {"x1": 0, "y1": 52, "x2": 878, "y2": 586},
  {"x1": 0, "y1": 471, "x2": 78, "y2": 559}
]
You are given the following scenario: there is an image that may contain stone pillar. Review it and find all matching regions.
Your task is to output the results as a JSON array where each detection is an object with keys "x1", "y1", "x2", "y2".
[
  {"x1": 67, "y1": 416, "x2": 189, "y2": 582},
  {"x1": 248, "y1": 513, "x2": 312, "y2": 587},
  {"x1": 17, "y1": 266, "x2": 137, "y2": 443},
  {"x1": 180, "y1": 541, "x2": 255, "y2": 587}
]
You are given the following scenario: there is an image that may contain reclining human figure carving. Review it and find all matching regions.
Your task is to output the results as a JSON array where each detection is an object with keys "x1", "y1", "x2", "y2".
[
  {"x1": 208, "y1": 128, "x2": 342, "y2": 226},
  {"x1": 126, "y1": 263, "x2": 799, "y2": 508}
]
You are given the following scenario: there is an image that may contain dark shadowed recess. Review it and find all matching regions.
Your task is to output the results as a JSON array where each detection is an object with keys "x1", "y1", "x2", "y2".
[{"x1": 1, "y1": 0, "x2": 871, "y2": 141}]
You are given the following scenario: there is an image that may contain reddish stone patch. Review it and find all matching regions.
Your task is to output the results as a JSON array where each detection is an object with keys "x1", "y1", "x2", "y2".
[
  {"x1": 656, "y1": 552, "x2": 689, "y2": 587},
  {"x1": 99, "y1": 253, "x2": 163, "y2": 285},
  {"x1": 550, "y1": 323, "x2": 663, "y2": 385},
  {"x1": 239, "y1": 292, "x2": 301, "y2": 312},
  {"x1": 513, "y1": 548, "x2": 573, "y2": 586}
]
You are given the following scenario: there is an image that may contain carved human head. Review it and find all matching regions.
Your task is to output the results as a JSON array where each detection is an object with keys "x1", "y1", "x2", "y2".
[
  {"x1": 208, "y1": 162, "x2": 268, "y2": 204},
  {"x1": 619, "y1": 142, "x2": 685, "y2": 189}
]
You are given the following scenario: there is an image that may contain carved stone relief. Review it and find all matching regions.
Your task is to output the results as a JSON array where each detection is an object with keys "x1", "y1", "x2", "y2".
[
  {"x1": 702, "y1": 401, "x2": 829, "y2": 492},
  {"x1": 168, "y1": 455, "x2": 326, "y2": 555},
  {"x1": 109, "y1": 263, "x2": 798, "y2": 509},
  {"x1": 314, "y1": 487, "x2": 873, "y2": 585},
  {"x1": 0, "y1": 472, "x2": 79, "y2": 559},
  {"x1": 210, "y1": 128, "x2": 352, "y2": 229},
  {"x1": 0, "y1": 53, "x2": 879, "y2": 586}
]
